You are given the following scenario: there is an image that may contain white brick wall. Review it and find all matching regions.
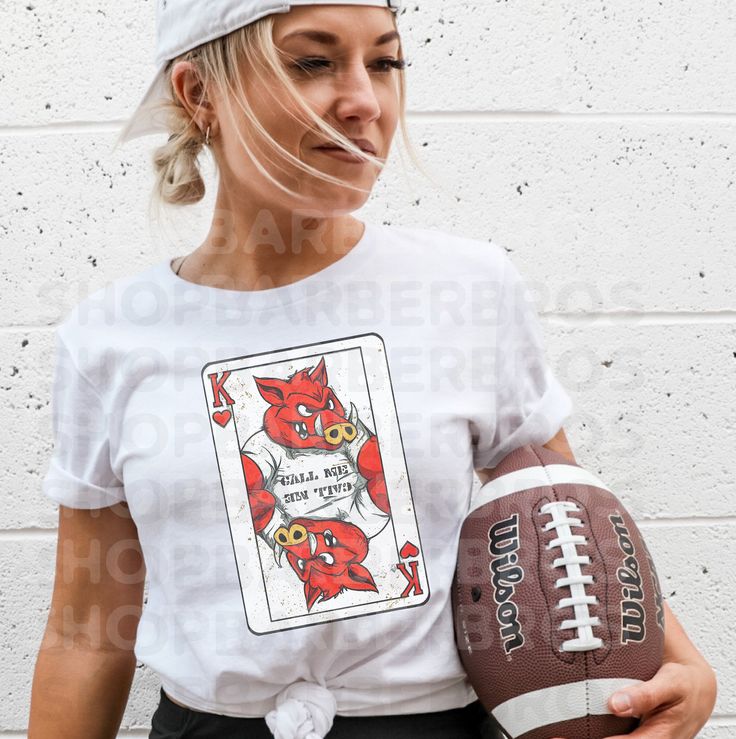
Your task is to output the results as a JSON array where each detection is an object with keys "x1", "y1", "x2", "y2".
[{"x1": 3, "y1": 0, "x2": 733, "y2": 735}]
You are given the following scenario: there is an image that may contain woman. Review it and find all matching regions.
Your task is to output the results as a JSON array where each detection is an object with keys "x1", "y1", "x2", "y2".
[{"x1": 29, "y1": 1, "x2": 716, "y2": 738}]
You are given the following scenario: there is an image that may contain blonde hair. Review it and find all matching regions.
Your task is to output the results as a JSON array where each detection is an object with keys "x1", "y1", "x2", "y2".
[{"x1": 133, "y1": 12, "x2": 428, "y2": 219}]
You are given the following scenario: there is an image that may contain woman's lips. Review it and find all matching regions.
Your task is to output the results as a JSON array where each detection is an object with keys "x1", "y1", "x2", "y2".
[{"x1": 314, "y1": 147, "x2": 370, "y2": 163}]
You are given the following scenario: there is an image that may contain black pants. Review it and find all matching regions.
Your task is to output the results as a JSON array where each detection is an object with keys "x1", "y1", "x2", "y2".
[{"x1": 149, "y1": 686, "x2": 506, "y2": 739}]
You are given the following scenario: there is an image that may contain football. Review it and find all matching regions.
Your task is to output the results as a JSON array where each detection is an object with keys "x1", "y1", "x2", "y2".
[{"x1": 452, "y1": 443, "x2": 665, "y2": 739}]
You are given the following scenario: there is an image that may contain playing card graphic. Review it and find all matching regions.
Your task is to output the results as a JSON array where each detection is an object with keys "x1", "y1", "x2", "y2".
[{"x1": 201, "y1": 333, "x2": 430, "y2": 634}]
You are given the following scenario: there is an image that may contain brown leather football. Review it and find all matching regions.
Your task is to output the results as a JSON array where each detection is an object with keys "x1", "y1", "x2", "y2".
[{"x1": 452, "y1": 444, "x2": 665, "y2": 738}]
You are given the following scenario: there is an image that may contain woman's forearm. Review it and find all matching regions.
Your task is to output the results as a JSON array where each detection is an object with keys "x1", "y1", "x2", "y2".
[
  {"x1": 662, "y1": 598, "x2": 713, "y2": 669},
  {"x1": 28, "y1": 627, "x2": 136, "y2": 739}
]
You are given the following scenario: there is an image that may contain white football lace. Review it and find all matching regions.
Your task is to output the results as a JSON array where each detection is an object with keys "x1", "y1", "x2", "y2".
[{"x1": 540, "y1": 500, "x2": 604, "y2": 652}]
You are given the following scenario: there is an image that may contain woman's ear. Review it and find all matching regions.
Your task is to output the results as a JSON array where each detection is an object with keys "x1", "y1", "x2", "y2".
[{"x1": 170, "y1": 60, "x2": 215, "y2": 129}]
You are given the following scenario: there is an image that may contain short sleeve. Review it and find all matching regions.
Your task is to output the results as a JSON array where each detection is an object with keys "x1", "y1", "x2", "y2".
[
  {"x1": 41, "y1": 328, "x2": 126, "y2": 509},
  {"x1": 470, "y1": 248, "x2": 574, "y2": 471}
]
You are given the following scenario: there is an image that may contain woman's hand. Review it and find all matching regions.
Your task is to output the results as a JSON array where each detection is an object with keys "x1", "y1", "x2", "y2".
[
  {"x1": 602, "y1": 655, "x2": 717, "y2": 738},
  {"x1": 553, "y1": 600, "x2": 717, "y2": 739}
]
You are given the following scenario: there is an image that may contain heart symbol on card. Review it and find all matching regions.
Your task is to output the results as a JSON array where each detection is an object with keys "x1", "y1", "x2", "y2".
[
  {"x1": 213, "y1": 409, "x2": 232, "y2": 427},
  {"x1": 400, "y1": 541, "x2": 419, "y2": 559}
]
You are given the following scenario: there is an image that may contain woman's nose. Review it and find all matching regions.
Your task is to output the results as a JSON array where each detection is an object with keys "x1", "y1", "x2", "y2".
[{"x1": 332, "y1": 64, "x2": 383, "y2": 122}]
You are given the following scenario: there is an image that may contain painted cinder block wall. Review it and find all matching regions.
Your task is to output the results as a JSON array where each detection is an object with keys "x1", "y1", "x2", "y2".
[{"x1": 2, "y1": 0, "x2": 733, "y2": 736}]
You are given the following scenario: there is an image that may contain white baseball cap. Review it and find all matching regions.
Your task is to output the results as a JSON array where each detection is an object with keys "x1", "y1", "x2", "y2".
[{"x1": 115, "y1": 0, "x2": 403, "y2": 146}]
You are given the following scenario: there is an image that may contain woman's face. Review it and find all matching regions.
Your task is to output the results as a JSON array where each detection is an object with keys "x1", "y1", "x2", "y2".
[{"x1": 211, "y1": 4, "x2": 403, "y2": 216}]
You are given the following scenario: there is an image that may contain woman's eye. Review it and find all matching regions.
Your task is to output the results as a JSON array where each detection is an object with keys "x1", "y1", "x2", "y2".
[
  {"x1": 373, "y1": 58, "x2": 407, "y2": 73},
  {"x1": 291, "y1": 57, "x2": 407, "y2": 74},
  {"x1": 292, "y1": 57, "x2": 330, "y2": 72}
]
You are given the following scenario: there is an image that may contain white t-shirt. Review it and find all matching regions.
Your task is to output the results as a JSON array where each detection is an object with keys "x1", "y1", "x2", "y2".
[{"x1": 41, "y1": 221, "x2": 573, "y2": 729}]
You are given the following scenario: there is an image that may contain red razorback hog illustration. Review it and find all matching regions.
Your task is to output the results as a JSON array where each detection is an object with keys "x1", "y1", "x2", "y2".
[
  {"x1": 273, "y1": 517, "x2": 379, "y2": 612},
  {"x1": 240, "y1": 356, "x2": 391, "y2": 611}
]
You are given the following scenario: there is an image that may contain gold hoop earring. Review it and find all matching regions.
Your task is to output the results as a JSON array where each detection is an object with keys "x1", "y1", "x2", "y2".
[{"x1": 205, "y1": 125, "x2": 211, "y2": 146}]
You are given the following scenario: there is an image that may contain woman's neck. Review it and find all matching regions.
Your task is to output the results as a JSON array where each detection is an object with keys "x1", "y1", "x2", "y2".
[{"x1": 174, "y1": 214, "x2": 365, "y2": 292}]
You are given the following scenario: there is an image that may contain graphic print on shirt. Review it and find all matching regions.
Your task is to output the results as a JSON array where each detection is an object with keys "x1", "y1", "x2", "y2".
[{"x1": 201, "y1": 333, "x2": 429, "y2": 634}]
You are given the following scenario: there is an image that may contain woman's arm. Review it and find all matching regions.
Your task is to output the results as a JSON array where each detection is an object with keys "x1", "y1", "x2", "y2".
[
  {"x1": 539, "y1": 427, "x2": 576, "y2": 463},
  {"x1": 474, "y1": 426, "x2": 576, "y2": 484},
  {"x1": 28, "y1": 502, "x2": 145, "y2": 739}
]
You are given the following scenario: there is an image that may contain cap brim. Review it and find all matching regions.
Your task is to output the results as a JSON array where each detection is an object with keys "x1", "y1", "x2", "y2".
[{"x1": 115, "y1": 63, "x2": 171, "y2": 145}]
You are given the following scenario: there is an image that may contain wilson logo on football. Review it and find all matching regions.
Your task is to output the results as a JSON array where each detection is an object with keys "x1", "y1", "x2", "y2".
[
  {"x1": 487, "y1": 514, "x2": 525, "y2": 654},
  {"x1": 609, "y1": 513, "x2": 648, "y2": 644}
]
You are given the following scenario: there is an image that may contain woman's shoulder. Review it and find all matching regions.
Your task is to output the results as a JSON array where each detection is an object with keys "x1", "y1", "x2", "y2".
[{"x1": 54, "y1": 259, "x2": 169, "y2": 361}]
